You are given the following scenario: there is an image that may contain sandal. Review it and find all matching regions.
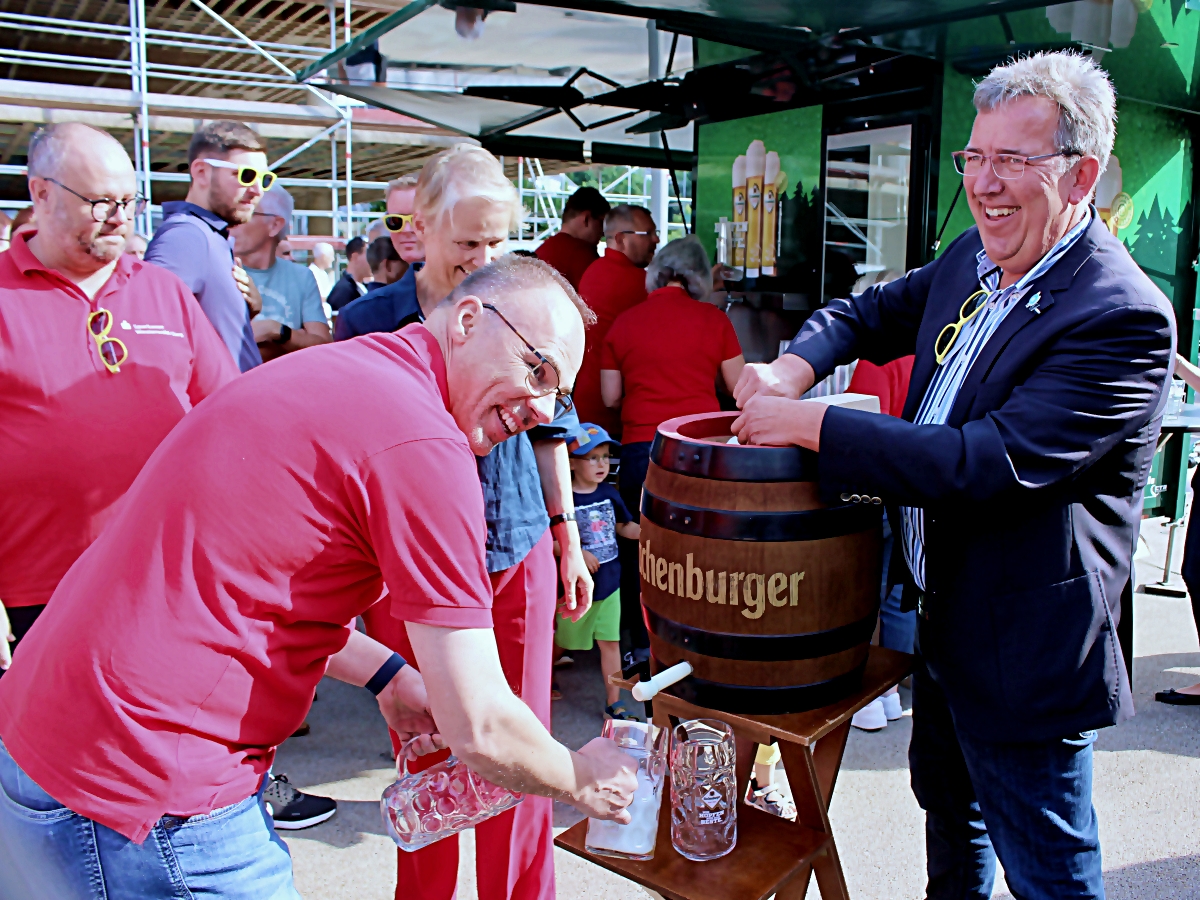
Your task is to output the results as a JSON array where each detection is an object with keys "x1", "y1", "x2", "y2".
[{"x1": 605, "y1": 702, "x2": 641, "y2": 721}]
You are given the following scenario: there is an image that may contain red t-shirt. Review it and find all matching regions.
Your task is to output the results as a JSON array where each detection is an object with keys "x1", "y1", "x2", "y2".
[
  {"x1": 602, "y1": 286, "x2": 742, "y2": 443},
  {"x1": 534, "y1": 231, "x2": 598, "y2": 291},
  {"x1": 575, "y1": 249, "x2": 648, "y2": 434},
  {"x1": 0, "y1": 232, "x2": 237, "y2": 609},
  {"x1": 846, "y1": 356, "x2": 915, "y2": 417},
  {"x1": 0, "y1": 325, "x2": 493, "y2": 842}
]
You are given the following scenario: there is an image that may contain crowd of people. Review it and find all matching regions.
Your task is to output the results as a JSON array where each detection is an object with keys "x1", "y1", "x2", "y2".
[{"x1": 0, "y1": 49, "x2": 1187, "y2": 900}]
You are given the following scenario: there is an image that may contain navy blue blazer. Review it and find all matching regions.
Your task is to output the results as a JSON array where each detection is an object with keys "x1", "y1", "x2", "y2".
[{"x1": 786, "y1": 216, "x2": 1175, "y2": 742}]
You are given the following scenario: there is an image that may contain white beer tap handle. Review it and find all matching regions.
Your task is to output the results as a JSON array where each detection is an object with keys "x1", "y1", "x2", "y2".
[{"x1": 631, "y1": 662, "x2": 693, "y2": 702}]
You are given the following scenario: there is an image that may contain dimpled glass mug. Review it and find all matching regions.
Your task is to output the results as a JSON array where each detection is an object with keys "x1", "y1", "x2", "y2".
[
  {"x1": 669, "y1": 718, "x2": 737, "y2": 861},
  {"x1": 585, "y1": 719, "x2": 670, "y2": 860},
  {"x1": 381, "y1": 749, "x2": 522, "y2": 852}
]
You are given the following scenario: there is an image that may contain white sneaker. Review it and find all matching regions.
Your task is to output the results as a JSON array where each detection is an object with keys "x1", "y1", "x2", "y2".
[
  {"x1": 881, "y1": 692, "x2": 904, "y2": 721},
  {"x1": 852, "y1": 698, "x2": 887, "y2": 732}
]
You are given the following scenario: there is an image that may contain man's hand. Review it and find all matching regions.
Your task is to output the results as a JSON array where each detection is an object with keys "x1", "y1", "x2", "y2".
[
  {"x1": 733, "y1": 354, "x2": 817, "y2": 407},
  {"x1": 558, "y1": 533, "x2": 594, "y2": 623},
  {"x1": 582, "y1": 549, "x2": 601, "y2": 574},
  {"x1": 376, "y1": 665, "x2": 444, "y2": 756},
  {"x1": 233, "y1": 258, "x2": 263, "y2": 316},
  {"x1": 252, "y1": 318, "x2": 284, "y2": 344},
  {"x1": 568, "y1": 737, "x2": 639, "y2": 823},
  {"x1": 0, "y1": 603, "x2": 12, "y2": 670},
  {"x1": 731, "y1": 394, "x2": 827, "y2": 451}
]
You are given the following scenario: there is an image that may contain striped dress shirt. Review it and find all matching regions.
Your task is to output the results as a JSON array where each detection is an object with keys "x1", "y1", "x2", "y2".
[{"x1": 900, "y1": 209, "x2": 1094, "y2": 590}]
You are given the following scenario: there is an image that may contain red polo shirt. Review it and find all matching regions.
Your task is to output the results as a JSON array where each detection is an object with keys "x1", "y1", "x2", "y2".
[
  {"x1": 0, "y1": 325, "x2": 493, "y2": 842},
  {"x1": 0, "y1": 231, "x2": 237, "y2": 609},
  {"x1": 534, "y1": 231, "x2": 597, "y2": 291},
  {"x1": 575, "y1": 249, "x2": 648, "y2": 433},
  {"x1": 602, "y1": 286, "x2": 742, "y2": 443}
]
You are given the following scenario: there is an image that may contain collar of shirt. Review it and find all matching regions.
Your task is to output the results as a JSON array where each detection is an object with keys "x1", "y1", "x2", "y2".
[
  {"x1": 602, "y1": 248, "x2": 635, "y2": 267},
  {"x1": 400, "y1": 323, "x2": 450, "y2": 410},
  {"x1": 973, "y1": 205, "x2": 1094, "y2": 301},
  {"x1": 7, "y1": 229, "x2": 134, "y2": 304},
  {"x1": 161, "y1": 201, "x2": 231, "y2": 239}
]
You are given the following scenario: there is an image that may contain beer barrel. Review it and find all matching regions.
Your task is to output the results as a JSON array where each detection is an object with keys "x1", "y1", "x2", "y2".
[{"x1": 639, "y1": 411, "x2": 883, "y2": 715}]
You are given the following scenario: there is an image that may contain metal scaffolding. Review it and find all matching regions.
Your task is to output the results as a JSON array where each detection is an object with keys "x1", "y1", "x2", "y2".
[{"x1": 3, "y1": 2, "x2": 687, "y2": 248}]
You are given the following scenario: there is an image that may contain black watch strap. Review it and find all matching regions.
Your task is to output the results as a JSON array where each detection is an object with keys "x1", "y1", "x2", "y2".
[
  {"x1": 548, "y1": 510, "x2": 577, "y2": 528},
  {"x1": 365, "y1": 652, "x2": 407, "y2": 695},
  {"x1": 275, "y1": 324, "x2": 292, "y2": 345}
]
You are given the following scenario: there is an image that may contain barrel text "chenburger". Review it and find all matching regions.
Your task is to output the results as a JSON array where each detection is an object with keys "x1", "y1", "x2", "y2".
[{"x1": 639, "y1": 541, "x2": 805, "y2": 620}]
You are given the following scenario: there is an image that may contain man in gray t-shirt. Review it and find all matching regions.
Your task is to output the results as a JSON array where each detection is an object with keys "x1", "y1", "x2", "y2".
[{"x1": 231, "y1": 186, "x2": 331, "y2": 362}]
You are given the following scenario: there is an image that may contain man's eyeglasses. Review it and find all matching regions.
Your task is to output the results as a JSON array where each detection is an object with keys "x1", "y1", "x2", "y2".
[
  {"x1": 951, "y1": 150, "x2": 1079, "y2": 180},
  {"x1": 615, "y1": 229, "x2": 658, "y2": 237},
  {"x1": 482, "y1": 303, "x2": 573, "y2": 410},
  {"x1": 88, "y1": 308, "x2": 128, "y2": 374},
  {"x1": 47, "y1": 179, "x2": 146, "y2": 224},
  {"x1": 384, "y1": 213, "x2": 415, "y2": 232},
  {"x1": 201, "y1": 158, "x2": 277, "y2": 191}
]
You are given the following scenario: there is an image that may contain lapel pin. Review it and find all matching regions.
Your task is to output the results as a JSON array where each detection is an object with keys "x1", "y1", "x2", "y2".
[{"x1": 1025, "y1": 291, "x2": 1042, "y2": 314}]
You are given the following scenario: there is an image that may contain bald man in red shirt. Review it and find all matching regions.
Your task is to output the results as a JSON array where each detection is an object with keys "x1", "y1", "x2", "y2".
[
  {"x1": 0, "y1": 256, "x2": 636, "y2": 900},
  {"x1": 574, "y1": 204, "x2": 658, "y2": 435},
  {"x1": 0, "y1": 122, "x2": 237, "y2": 672}
]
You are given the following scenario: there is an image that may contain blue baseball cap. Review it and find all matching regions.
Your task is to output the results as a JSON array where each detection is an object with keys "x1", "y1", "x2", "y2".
[{"x1": 568, "y1": 423, "x2": 621, "y2": 456}]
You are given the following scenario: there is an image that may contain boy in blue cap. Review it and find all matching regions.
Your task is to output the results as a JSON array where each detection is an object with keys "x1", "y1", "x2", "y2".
[{"x1": 555, "y1": 424, "x2": 641, "y2": 720}]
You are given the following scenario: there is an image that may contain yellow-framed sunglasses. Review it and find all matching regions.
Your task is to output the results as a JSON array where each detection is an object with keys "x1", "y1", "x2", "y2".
[
  {"x1": 934, "y1": 288, "x2": 991, "y2": 365},
  {"x1": 88, "y1": 308, "x2": 128, "y2": 374},
  {"x1": 201, "y1": 158, "x2": 277, "y2": 191},
  {"x1": 383, "y1": 212, "x2": 415, "y2": 232}
]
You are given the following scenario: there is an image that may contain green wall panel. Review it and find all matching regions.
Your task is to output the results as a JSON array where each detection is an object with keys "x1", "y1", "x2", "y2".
[{"x1": 695, "y1": 106, "x2": 823, "y2": 263}]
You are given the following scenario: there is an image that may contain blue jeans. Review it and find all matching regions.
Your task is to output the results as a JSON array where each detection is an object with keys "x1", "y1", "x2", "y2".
[
  {"x1": 908, "y1": 660, "x2": 1104, "y2": 900},
  {"x1": 879, "y1": 511, "x2": 916, "y2": 654},
  {"x1": 0, "y1": 738, "x2": 300, "y2": 900}
]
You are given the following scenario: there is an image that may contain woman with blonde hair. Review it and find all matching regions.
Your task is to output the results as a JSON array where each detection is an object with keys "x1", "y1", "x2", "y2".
[{"x1": 350, "y1": 144, "x2": 592, "y2": 900}]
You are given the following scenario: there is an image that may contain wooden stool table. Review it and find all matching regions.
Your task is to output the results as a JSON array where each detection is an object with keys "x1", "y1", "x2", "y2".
[{"x1": 555, "y1": 646, "x2": 913, "y2": 900}]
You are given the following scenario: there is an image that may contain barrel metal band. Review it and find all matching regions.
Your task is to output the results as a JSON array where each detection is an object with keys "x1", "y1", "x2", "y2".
[
  {"x1": 644, "y1": 605, "x2": 877, "y2": 661},
  {"x1": 641, "y1": 490, "x2": 880, "y2": 542},
  {"x1": 660, "y1": 663, "x2": 868, "y2": 715},
  {"x1": 651, "y1": 431, "x2": 819, "y2": 483}
]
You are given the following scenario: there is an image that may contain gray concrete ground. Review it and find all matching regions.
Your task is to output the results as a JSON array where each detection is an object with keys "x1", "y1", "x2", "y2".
[{"x1": 278, "y1": 515, "x2": 1200, "y2": 899}]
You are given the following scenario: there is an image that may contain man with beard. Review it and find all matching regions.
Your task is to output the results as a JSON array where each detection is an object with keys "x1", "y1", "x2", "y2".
[
  {"x1": 145, "y1": 120, "x2": 270, "y2": 372},
  {"x1": 0, "y1": 122, "x2": 236, "y2": 669}
]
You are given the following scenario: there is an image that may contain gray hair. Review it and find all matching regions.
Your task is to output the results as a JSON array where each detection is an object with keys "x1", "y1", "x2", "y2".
[
  {"x1": 442, "y1": 253, "x2": 597, "y2": 327},
  {"x1": 645, "y1": 235, "x2": 712, "y2": 302},
  {"x1": 603, "y1": 203, "x2": 651, "y2": 239},
  {"x1": 28, "y1": 122, "x2": 124, "y2": 179},
  {"x1": 973, "y1": 51, "x2": 1116, "y2": 176}
]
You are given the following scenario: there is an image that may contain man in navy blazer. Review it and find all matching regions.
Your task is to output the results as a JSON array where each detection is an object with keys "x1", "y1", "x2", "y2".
[{"x1": 734, "y1": 53, "x2": 1174, "y2": 900}]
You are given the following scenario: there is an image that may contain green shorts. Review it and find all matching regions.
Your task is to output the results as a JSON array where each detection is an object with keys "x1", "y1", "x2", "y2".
[{"x1": 555, "y1": 589, "x2": 621, "y2": 650}]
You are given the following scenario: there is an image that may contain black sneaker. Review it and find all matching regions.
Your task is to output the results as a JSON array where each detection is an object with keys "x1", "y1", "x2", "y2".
[{"x1": 263, "y1": 774, "x2": 337, "y2": 830}]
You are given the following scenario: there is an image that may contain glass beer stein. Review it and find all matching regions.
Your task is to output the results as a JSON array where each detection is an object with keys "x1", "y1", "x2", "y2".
[
  {"x1": 585, "y1": 719, "x2": 670, "y2": 860},
  {"x1": 381, "y1": 751, "x2": 522, "y2": 852},
  {"x1": 669, "y1": 718, "x2": 737, "y2": 861}
]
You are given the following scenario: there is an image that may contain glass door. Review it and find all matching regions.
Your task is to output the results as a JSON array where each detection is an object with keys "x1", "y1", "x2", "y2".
[{"x1": 822, "y1": 124, "x2": 912, "y2": 302}]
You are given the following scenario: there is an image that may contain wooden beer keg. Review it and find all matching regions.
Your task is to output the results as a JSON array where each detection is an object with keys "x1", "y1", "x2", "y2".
[{"x1": 638, "y1": 411, "x2": 883, "y2": 715}]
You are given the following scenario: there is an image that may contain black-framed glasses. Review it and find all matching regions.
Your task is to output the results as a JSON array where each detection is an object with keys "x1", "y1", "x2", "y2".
[
  {"x1": 48, "y1": 179, "x2": 146, "y2": 224},
  {"x1": 384, "y1": 213, "x2": 415, "y2": 232},
  {"x1": 482, "y1": 303, "x2": 573, "y2": 410},
  {"x1": 951, "y1": 150, "x2": 1080, "y2": 180}
]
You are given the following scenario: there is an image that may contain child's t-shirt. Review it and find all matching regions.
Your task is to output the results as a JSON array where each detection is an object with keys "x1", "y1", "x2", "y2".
[{"x1": 573, "y1": 482, "x2": 632, "y2": 603}]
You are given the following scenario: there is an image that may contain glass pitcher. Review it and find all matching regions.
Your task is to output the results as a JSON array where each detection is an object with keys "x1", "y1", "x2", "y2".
[
  {"x1": 669, "y1": 718, "x2": 737, "y2": 861},
  {"x1": 381, "y1": 750, "x2": 522, "y2": 852},
  {"x1": 585, "y1": 719, "x2": 670, "y2": 860}
]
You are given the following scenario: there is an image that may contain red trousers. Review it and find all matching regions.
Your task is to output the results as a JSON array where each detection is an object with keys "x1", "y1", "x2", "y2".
[{"x1": 362, "y1": 531, "x2": 557, "y2": 900}]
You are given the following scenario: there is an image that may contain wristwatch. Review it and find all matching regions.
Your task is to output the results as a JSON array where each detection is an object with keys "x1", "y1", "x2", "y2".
[
  {"x1": 548, "y1": 510, "x2": 577, "y2": 528},
  {"x1": 274, "y1": 324, "x2": 292, "y2": 345}
]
